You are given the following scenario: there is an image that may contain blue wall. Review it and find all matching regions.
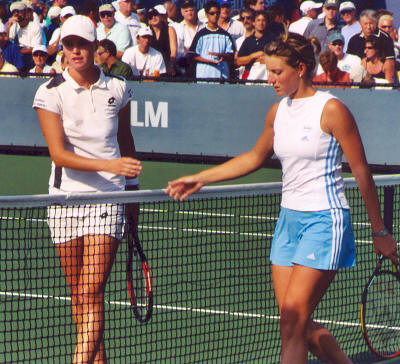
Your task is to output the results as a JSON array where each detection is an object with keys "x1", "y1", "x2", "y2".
[{"x1": 0, "y1": 77, "x2": 399, "y2": 167}]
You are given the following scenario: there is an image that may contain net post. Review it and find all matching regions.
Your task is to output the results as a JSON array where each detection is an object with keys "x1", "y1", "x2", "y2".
[{"x1": 384, "y1": 185, "x2": 395, "y2": 234}]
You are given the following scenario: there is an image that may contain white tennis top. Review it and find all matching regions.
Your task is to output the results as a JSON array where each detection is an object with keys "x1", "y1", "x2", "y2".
[
  {"x1": 273, "y1": 90, "x2": 349, "y2": 211},
  {"x1": 32, "y1": 68, "x2": 132, "y2": 193}
]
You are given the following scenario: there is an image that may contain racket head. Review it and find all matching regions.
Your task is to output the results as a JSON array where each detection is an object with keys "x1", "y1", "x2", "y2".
[
  {"x1": 126, "y1": 229, "x2": 153, "y2": 323},
  {"x1": 361, "y1": 257, "x2": 400, "y2": 358}
]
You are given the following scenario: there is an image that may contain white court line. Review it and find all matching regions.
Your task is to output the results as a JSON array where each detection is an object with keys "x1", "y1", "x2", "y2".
[{"x1": 0, "y1": 290, "x2": 382, "y2": 330}]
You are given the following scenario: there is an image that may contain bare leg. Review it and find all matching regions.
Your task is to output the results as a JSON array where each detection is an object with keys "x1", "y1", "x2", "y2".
[
  {"x1": 272, "y1": 265, "x2": 353, "y2": 364},
  {"x1": 57, "y1": 234, "x2": 119, "y2": 364}
]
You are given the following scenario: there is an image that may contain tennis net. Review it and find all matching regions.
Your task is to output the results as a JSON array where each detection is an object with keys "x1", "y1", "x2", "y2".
[{"x1": 1, "y1": 175, "x2": 400, "y2": 363}]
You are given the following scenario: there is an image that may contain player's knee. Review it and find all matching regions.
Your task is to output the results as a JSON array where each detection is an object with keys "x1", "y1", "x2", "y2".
[
  {"x1": 280, "y1": 305, "x2": 306, "y2": 340},
  {"x1": 76, "y1": 282, "x2": 104, "y2": 306}
]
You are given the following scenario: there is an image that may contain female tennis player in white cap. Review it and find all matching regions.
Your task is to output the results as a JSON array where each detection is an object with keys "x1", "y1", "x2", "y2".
[
  {"x1": 33, "y1": 14, "x2": 141, "y2": 364},
  {"x1": 166, "y1": 32, "x2": 398, "y2": 364}
]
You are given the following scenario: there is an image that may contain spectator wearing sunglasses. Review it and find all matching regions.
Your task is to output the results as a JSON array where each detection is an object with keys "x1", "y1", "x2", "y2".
[
  {"x1": 235, "y1": 8, "x2": 254, "y2": 51},
  {"x1": 97, "y1": 4, "x2": 132, "y2": 59},
  {"x1": 339, "y1": 1, "x2": 361, "y2": 53},
  {"x1": 315, "y1": 31, "x2": 366, "y2": 82},
  {"x1": 147, "y1": 7, "x2": 177, "y2": 75},
  {"x1": 189, "y1": 0, "x2": 235, "y2": 79}
]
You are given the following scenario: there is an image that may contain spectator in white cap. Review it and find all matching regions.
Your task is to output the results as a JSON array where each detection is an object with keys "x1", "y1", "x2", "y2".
[
  {"x1": 47, "y1": 5, "x2": 76, "y2": 59},
  {"x1": 339, "y1": 1, "x2": 361, "y2": 52},
  {"x1": 147, "y1": 7, "x2": 177, "y2": 75},
  {"x1": 97, "y1": 3, "x2": 132, "y2": 58},
  {"x1": 288, "y1": 1, "x2": 322, "y2": 36},
  {"x1": 0, "y1": 48, "x2": 19, "y2": 76},
  {"x1": 33, "y1": 14, "x2": 141, "y2": 364},
  {"x1": 114, "y1": 0, "x2": 141, "y2": 42},
  {"x1": 122, "y1": 25, "x2": 166, "y2": 76},
  {"x1": 30, "y1": 44, "x2": 55, "y2": 76},
  {"x1": 7, "y1": 1, "x2": 44, "y2": 70},
  {"x1": 45, "y1": 6, "x2": 62, "y2": 42}
]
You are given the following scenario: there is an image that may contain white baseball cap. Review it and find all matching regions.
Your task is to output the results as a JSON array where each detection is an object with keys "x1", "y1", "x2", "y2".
[
  {"x1": 339, "y1": 1, "x2": 356, "y2": 12},
  {"x1": 137, "y1": 26, "x2": 153, "y2": 37},
  {"x1": 154, "y1": 4, "x2": 167, "y2": 14},
  {"x1": 61, "y1": 15, "x2": 96, "y2": 42},
  {"x1": 10, "y1": 1, "x2": 26, "y2": 12},
  {"x1": 47, "y1": 6, "x2": 61, "y2": 20},
  {"x1": 60, "y1": 5, "x2": 76, "y2": 18},
  {"x1": 300, "y1": 1, "x2": 322, "y2": 14},
  {"x1": 32, "y1": 44, "x2": 48, "y2": 54}
]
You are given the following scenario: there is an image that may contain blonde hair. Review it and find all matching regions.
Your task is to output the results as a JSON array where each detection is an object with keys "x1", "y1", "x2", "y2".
[{"x1": 264, "y1": 32, "x2": 316, "y2": 79}]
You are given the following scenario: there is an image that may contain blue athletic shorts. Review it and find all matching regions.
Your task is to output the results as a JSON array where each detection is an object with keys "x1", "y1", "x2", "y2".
[{"x1": 270, "y1": 207, "x2": 355, "y2": 270}]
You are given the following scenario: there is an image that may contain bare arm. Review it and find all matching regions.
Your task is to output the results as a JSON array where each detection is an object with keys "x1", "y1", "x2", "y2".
[
  {"x1": 166, "y1": 102, "x2": 278, "y2": 200},
  {"x1": 321, "y1": 99, "x2": 398, "y2": 263},
  {"x1": 36, "y1": 108, "x2": 141, "y2": 177},
  {"x1": 383, "y1": 58, "x2": 395, "y2": 82},
  {"x1": 235, "y1": 51, "x2": 264, "y2": 66}
]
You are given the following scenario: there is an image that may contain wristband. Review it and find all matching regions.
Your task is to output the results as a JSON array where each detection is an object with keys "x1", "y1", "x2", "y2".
[
  {"x1": 372, "y1": 228, "x2": 389, "y2": 237},
  {"x1": 126, "y1": 176, "x2": 139, "y2": 186},
  {"x1": 125, "y1": 184, "x2": 139, "y2": 191}
]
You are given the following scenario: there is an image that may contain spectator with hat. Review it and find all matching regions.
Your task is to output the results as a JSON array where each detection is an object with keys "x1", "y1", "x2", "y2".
[
  {"x1": 115, "y1": 0, "x2": 141, "y2": 43},
  {"x1": 339, "y1": 1, "x2": 361, "y2": 52},
  {"x1": 189, "y1": 0, "x2": 235, "y2": 79},
  {"x1": 29, "y1": 44, "x2": 55, "y2": 76},
  {"x1": 217, "y1": 0, "x2": 245, "y2": 43},
  {"x1": 7, "y1": 1, "x2": 44, "y2": 70},
  {"x1": 0, "y1": 22, "x2": 24, "y2": 70},
  {"x1": 147, "y1": 6, "x2": 177, "y2": 75},
  {"x1": 45, "y1": 5, "x2": 61, "y2": 43},
  {"x1": 288, "y1": 1, "x2": 322, "y2": 36},
  {"x1": 174, "y1": 0, "x2": 204, "y2": 76},
  {"x1": 97, "y1": 3, "x2": 132, "y2": 59},
  {"x1": 315, "y1": 31, "x2": 366, "y2": 81},
  {"x1": 47, "y1": 5, "x2": 76, "y2": 60},
  {"x1": 122, "y1": 26, "x2": 166, "y2": 77},
  {"x1": 347, "y1": 9, "x2": 395, "y2": 81},
  {"x1": 97, "y1": 38, "x2": 134, "y2": 80},
  {"x1": 303, "y1": 0, "x2": 342, "y2": 52}
]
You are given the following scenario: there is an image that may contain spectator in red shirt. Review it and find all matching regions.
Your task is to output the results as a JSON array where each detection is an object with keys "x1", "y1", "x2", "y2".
[{"x1": 313, "y1": 49, "x2": 351, "y2": 85}]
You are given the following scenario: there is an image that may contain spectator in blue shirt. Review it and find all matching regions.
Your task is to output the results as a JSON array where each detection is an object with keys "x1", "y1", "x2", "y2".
[
  {"x1": 189, "y1": 0, "x2": 235, "y2": 79},
  {"x1": 0, "y1": 23, "x2": 24, "y2": 70}
]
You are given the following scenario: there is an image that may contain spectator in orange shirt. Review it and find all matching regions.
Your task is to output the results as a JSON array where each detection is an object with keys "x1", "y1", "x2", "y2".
[{"x1": 313, "y1": 49, "x2": 351, "y2": 85}]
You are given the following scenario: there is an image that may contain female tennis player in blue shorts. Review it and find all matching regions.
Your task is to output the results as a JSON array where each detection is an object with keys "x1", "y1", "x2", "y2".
[
  {"x1": 33, "y1": 15, "x2": 141, "y2": 364},
  {"x1": 166, "y1": 32, "x2": 399, "y2": 364}
]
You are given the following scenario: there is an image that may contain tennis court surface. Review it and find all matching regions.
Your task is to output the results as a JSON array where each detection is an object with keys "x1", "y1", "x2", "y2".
[{"x1": 1, "y1": 176, "x2": 400, "y2": 363}]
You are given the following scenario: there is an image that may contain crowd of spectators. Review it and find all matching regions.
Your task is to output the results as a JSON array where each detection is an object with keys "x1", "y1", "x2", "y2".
[{"x1": 0, "y1": 0, "x2": 399, "y2": 85}]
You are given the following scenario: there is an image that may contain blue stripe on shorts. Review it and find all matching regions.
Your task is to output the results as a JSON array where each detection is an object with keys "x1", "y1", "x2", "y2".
[{"x1": 270, "y1": 207, "x2": 355, "y2": 270}]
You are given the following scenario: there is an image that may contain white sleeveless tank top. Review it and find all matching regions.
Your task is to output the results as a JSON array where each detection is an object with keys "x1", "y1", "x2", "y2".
[{"x1": 273, "y1": 90, "x2": 349, "y2": 211}]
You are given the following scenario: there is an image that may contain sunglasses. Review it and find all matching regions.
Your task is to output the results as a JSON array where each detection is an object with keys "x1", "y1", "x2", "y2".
[
  {"x1": 332, "y1": 41, "x2": 344, "y2": 46},
  {"x1": 33, "y1": 52, "x2": 47, "y2": 57},
  {"x1": 240, "y1": 15, "x2": 253, "y2": 20},
  {"x1": 100, "y1": 11, "x2": 114, "y2": 18},
  {"x1": 207, "y1": 11, "x2": 220, "y2": 15},
  {"x1": 364, "y1": 46, "x2": 375, "y2": 49},
  {"x1": 380, "y1": 25, "x2": 393, "y2": 29},
  {"x1": 147, "y1": 11, "x2": 159, "y2": 20}
]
